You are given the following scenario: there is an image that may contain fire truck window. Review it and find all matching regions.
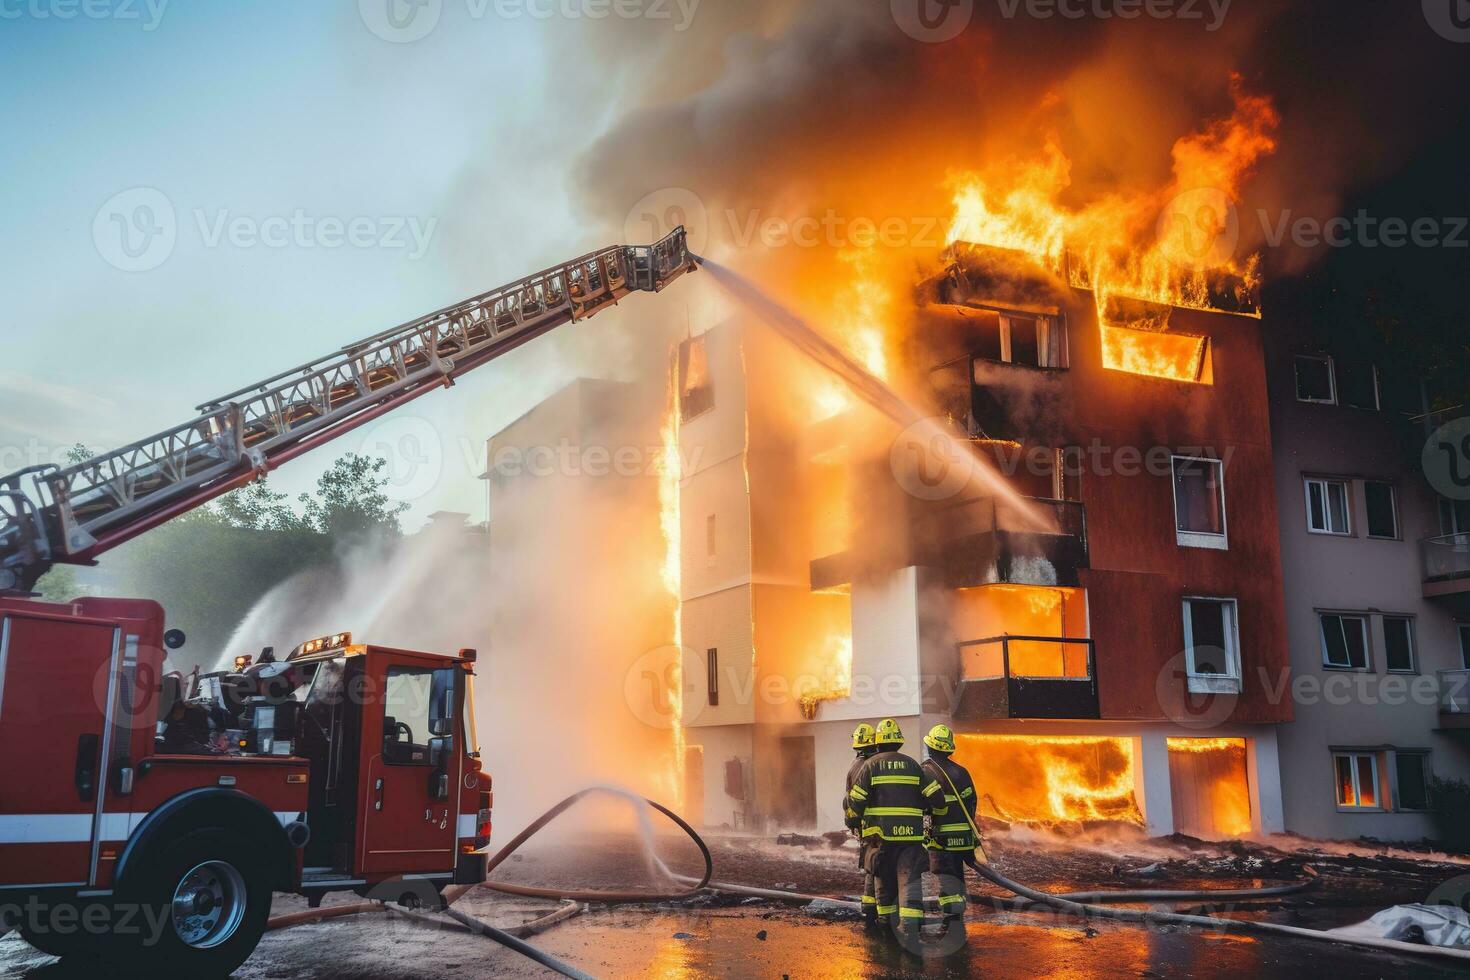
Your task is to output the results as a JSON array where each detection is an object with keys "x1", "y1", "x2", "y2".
[{"x1": 383, "y1": 668, "x2": 434, "y2": 765}]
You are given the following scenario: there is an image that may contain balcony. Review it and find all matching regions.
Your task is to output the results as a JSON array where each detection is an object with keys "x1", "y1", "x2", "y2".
[
  {"x1": 1439, "y1": 669, "x2": 1470, "y2": 733},
  {"x1": 808, "y1": 495, "x2": 1089, "y2": 592},
  {"x1": 933, "y1": 497, "x2": 1089, "y2": 589},
  {"x1": 1421, "y1": 534, "x2": 1470, "y2": 615},
  {"x1": 952, "y1": 635, "x2": 1099, "y2": 720}
]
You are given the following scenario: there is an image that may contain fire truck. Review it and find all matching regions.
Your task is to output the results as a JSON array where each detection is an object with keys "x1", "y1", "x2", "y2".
[{"x1": 0, "y1": 229, "x2": 695, "y2": 974}]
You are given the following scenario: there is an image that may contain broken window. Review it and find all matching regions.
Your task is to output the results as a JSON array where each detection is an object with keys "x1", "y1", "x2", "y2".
[
  {"x1": 980, "y1": 312, "x2": 1067, "y2": 369},
  {"x1": 1294, "y1": 354, "x2": 1336, "y2": 403},
  {"x1": 1305, "y1": 478, "x2": 1351, "y2": 535},
  {"x1": 1364, "y1": 482, "x2": 1398, "y2": 539},
  {"x1": 1182, "y1": 597, "x2": 1240, "y2": 692},
  {"x1": 1383, "y1": 616, "x2": 1416, "y2": 673},
  {"x1": 1320, "y1": 613, "x2": 1369, "y2": 670},
  {"x1": 1173, "y1": 456, "x2": 1227, "y2": 547},
  {"x1": 1337, "y1": 360, "x2": 1381, "y2": 410},
  {"x1": 1395, "y1": 752, "x2": 1430, "y2": 811},
  {"x1": 1334, "y1": 752, "x2": 1380, "y2": 809},
  {"x1": 679, "y1": 335, "x2": 714, "y2": 421}
]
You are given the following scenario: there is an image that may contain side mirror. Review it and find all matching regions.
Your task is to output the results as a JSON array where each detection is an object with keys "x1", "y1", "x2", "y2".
[
  {"x1": 164, "y1": 629, "x2": 186, "y2": 650},
  {"x1": 429, "y1": 718, "x2": 452, "y2": 738},
  {"x1": 428, "y1": 736, "x2": 453, "y2": 770}
]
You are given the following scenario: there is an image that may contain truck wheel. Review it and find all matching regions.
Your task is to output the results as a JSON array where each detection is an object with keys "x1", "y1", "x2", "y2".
[
  {"x1": 17, "y1": 902, "x2": 100, "y2": 960},
  {"x1": 122, "y1": 828, "x2": 272, "y2": 976}
]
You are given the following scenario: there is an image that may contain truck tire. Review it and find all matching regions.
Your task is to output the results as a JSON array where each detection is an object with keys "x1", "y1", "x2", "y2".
[
  {"x1": 119, "y1": 827, "x2": 272, "y2": 976},
  {"x1": 16, "y1": 901, "x2": 101, "y2": 960}
]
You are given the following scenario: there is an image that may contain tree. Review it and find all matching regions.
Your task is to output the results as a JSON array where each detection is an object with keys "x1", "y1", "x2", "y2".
[{"x1": 298, "y1": 454, "x2": 409, "y2": 539}]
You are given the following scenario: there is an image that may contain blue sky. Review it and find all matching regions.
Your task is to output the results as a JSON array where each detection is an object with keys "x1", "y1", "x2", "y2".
[{"x1": 0, "y1": 1, "x2": 700, "y2": 523}]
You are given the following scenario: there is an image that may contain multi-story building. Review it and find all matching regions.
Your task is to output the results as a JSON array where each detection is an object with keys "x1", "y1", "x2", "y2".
[
  {"x1": 678, "y1": 243, "x2": 1296, "y2": 838},
  {"x1": 1266, "y1": 323, "x2": 1470, "y2": 842}
]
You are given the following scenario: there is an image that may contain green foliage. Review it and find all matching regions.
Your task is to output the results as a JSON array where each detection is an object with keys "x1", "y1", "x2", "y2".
[
  {"x1": 297, "y1": 454, "x2": 408, "y2": 539},
  {"x1": 33, "y1": 564, "x2": 80, "y2": 603},
  {"x1": 62, "y1": 443, "x2": 94, "y2": 466},
  {"x1": 1429, "y1": 776, "x2": 1470, "y2": 852}
]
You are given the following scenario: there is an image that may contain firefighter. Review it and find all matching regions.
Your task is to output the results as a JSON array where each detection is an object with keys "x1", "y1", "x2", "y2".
[
  {"x1": 843, "y1": 723, "x2": 879, "y2": 927},
  {"x1": 920, "y1": 723, "x2": 983, "y2": 931},
  {"x1": 847, "y1": 718, "x2": 943, "y2": 943}
]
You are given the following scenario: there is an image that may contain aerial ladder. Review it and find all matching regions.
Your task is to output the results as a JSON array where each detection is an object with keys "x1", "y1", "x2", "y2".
[
  {"x1": 0, "y1": 228, "x2": 695, "y2": 975},
  {"x1": 0, "y1": 227, "x2": 696, "y2": 594}
]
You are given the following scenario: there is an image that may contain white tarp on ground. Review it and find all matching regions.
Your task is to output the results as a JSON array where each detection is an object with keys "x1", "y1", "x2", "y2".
[{"x1": 1327, "y1": 904, "x2": 1470, "y2": 949}]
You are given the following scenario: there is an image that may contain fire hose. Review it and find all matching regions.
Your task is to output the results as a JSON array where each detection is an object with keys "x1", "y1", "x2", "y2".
[{"x1": 264, "y1": 788, "x2": 713, "y2": 980}]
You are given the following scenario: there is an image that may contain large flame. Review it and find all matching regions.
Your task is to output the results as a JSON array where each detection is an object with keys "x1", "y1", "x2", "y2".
[
  {"x1": 953, "y1": 734, "x2": 1143, "y2": 828},
  {"x1": 658, "y1": 376, "x2": 685, "y2": 805},
  {"x1": 808, "y1": 246, "x2": 892, "y2": 422},
  {"x1": 947, "y1": 79, "x2": 1279, "y2": 383},
  {"x1": 798, "y1": 631, "x2": 853, "y2": 718},
  {"x1": 1167, "y1": 736, "x2": 1252, "y2": 838}
]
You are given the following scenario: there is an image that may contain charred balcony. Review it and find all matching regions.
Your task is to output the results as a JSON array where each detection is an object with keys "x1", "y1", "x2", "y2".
[
  {"x1": 809, "y1": 496, "x2": 1087, "y2": 592},
  {"x1": 952, "y1": 635, "x2": 1100, "y2": 721}
]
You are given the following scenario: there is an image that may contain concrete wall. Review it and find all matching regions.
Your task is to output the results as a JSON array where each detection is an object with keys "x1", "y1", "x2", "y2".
[{"x1": 1265, "y1": 323, "x2": 1470, "y2": 842}]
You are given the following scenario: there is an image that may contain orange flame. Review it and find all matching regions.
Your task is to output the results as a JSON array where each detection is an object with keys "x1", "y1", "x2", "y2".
[
  {"x1": 658, "y1": 376, "x2": 685, "y2": 805},
  {"x1": 954, "y1": 734, "x2": 1142, "y2": 828},
  {"x1": 798, "y1": 632, "x2": 853, "y2": 717}
]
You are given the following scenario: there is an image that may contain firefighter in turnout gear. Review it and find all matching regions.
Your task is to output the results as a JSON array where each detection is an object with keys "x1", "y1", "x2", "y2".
[
  {"x1": 920, "y1": 724, "x2": 982, "y2": 931},
  {"x1": 847, "y1": 719, "x2": 943, "y2": 942},
  {"x1": 844, "y1": 723, "x2": 880, "y2": 927}
]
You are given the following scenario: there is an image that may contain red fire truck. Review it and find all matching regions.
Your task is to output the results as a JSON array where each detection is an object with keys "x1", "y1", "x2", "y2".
[{"x1": 0, "y1": 230, "x2": 695, "y2": 973}]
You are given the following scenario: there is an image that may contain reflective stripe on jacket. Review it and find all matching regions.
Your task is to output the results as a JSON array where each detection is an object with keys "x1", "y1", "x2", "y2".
[
  {"x1": 849, "y1": 751, "x2": 943, "y2": 843},
  {"x1": 922, "y1": 755, "x2": 979, "y2": 851}
]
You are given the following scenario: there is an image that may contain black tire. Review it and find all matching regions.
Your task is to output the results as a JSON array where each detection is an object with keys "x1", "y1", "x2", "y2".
[{"x1": 115, "y1": 827, "x2": 272, "y2": 977}]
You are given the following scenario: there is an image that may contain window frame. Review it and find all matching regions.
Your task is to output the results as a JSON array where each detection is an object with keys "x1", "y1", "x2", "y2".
[
  {"x1": 1294, "y1": 353, "x2": 1338, "y2": 405},
  {"x1": 1304, "y1": 477, "x2": 1352, "y2": 536},
  {"x1": 1392, "y1": 750, "x2": 1432, "y2": 812},
  {"x1": 996, "y1": 312, "x2": 1068, "y2": 370},
  {"x1": 1181, "y1": 596, "x2": 1242, "y2": 694},
  {"x1": 1363, "y1": 481, "x2": 1400, "y2": 540},
  {"x1": 1171, "y1": 454, "x2": 1229, "y2": 550},
  {"x1": 706, "y1": 647, "x2": 719, "y2": 707},
  {"x1": 381, "y1": 665, "x2": 439, "y2": 767},
  {"x1": 1333, "y1": 751, "x2": 1383, "y2": 811},
  {"x1": 678, "y1": 334, "x2": 715, "y2": 423},
  {"x1": 1381, "y1": 615, "x2": 1417, "y2": 674},
  {"x1": 1319, "y1": 612, "x2": 1371, "y2": 671}
]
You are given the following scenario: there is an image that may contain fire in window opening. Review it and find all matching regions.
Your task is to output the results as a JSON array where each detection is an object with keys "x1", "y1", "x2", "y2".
[
  {"x1": 1334, "y1": 751, "x2": 1381, "y2": 810},
  {"x1": 678, "y1": 334, "x2": 714, "y2": 421}
]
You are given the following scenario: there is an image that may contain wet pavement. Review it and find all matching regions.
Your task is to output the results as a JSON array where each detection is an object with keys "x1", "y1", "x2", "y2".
[{"x1": 5, "y1": 829, "x2": 1470, "y2": 978}]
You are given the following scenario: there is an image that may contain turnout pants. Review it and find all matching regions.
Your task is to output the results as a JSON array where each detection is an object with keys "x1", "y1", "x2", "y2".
[
  {"x1": 869, "y1": 842, "x2": 926, "y2": 933},
  {"x1": 858, "y1": 842, "x2": 877, "y2": 922},
  {"x1": 928, "y1": 849, "x2": 970, "y2": 920}
]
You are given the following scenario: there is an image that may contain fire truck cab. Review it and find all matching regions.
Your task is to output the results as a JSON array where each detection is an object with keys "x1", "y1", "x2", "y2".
[{"x1": 0, "y1": 595, "x2": 491, "y2": 974}]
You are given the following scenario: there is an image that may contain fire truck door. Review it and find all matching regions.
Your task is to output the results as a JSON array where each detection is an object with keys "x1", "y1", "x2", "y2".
[
  {"x1": 359, "y1": 664, "x2": 461, "y2": 876},
  {"x1": 0, "y1": 612, "x2": 119, "y2": 887}
]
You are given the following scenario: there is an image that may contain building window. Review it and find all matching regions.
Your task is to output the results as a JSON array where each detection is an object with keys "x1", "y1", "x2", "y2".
[
  {"x1": 1363, "y1": 482, "x2": 1399, "y2": 539},
  {"x1": 706, "y1": 648, "x2": 719, "y2": 707},
  {"x1": 1442, "y1": 497, "x2": 1470, "y2": 536},
  {"x1": 1337, "y1": 361, "x2": 1381, "y2": 411},
  {"x1": 1304, "y1": 478, "x2": 1351, "y2": 535},
  {"x1": 678, "y1": 335, "x2": 714, "y2": 421},
  {"x1": 1294, "y1": 354, "x2": 1337, "y2": 404},
  {"x1": 993, "y1": 313, "x2": 1067, "y2": 369},
  {"x1": 1395, "y1": 752, "x2": 1431, "y2": 811},
  {"x1": 1334, "y1": 752, "x2": 1380, "y2": 809},
  {"x1": 1182, "y1": 597, "x2": 1241, "y2": 693},
  {"x1": 1172, "y1": 456, "x2": 1227, "y2": 549},
  {"x1": 1381, "y1": 616, "x2": 1416, "y2": 673},
  {"x1": 1320, "y1": 612, "x2": 1370, "y2": 670}
]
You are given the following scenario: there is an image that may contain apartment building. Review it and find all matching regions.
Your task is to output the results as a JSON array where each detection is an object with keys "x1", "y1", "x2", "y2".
[
  {"x1": 1266, "y1": 324, "x2": 1470, "y2": 842},
  {"x1": 679, "y1": 243, "x2": 1295, "y2": 838}
]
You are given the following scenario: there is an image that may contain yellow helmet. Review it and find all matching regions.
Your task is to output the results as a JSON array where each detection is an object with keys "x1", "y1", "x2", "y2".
[
  {"x1": 851, "y1": 723, "x2": 876, "y2": 749},
  {"x1": 924, "y1": 723, "x2": 956, "y2": 754},
  {"x1": 874, "y1": 718, "x2": 904, "y2": 746}
]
